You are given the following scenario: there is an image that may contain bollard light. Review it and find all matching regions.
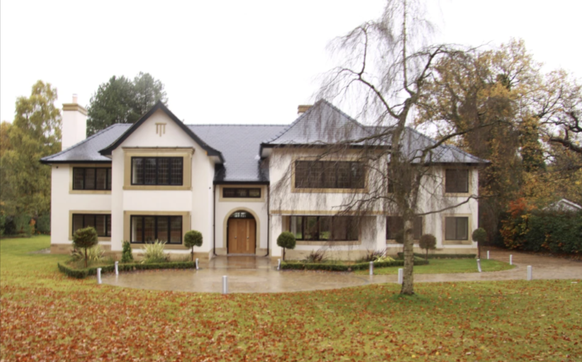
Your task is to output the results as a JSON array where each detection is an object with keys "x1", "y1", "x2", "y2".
[
  {"x1": 222, "y1": 275, "x2": 228, "y2": 294},
  {"x1": 369, "y1": 261, "x2": 374, "y2": 276},
  {"x1": 477, "y1": 259, "x2": 482, "y2": 273},
  {"x1": 277, "y1": 259, "x2": 281, "y2": 271},
  {"x1": 398, "y1": 268, "x2": 403, "y2": 284},
  {"x1": 196, "y1": 258, "x2": 199, "y2": 270},
  {"x1": 527, "y1": 265, "x2": 532, "y2": 281},
  {"x1": 510, "y1": 255, "x2": 513, "y2": 265},
  {"x1": 97, "y1": 268, "x2": 102, "y2": 284},
  {"x1": 487, "y1": 250, "x2": 490, "y2": 260},
  {"x1": 115, "y1": 261, "x2": 119, "y2": 276}
]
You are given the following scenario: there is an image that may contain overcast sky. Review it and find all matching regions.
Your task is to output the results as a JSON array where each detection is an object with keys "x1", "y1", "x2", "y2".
[{"x1": 1, "y1": 0, "x2": 581, "y2": 125}]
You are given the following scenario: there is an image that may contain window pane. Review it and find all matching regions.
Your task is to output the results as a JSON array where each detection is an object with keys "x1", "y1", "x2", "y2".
[
  {"x1": 106, "y1": 215, "x2": 111, "y2": 237},
  {"x1": 347, "y1": 218, "x2": 359, "y2": 240},
  {"x1": 158, "y1": 158, "x2": 169, "y2": 185},
  {"x1": 248, "y1": 188, "x2": 260, "y2": 197},
  {"x1": 322, "y1": 162, "x2": 337, "y2": 188},
  {"x1": 144, "y1": 158, "x2": 157, "y2": 185},
  {"x1": 446, "y1": 169, "x2": 468, "y2": 193},
  {"x1": 456, "y1": 217, "x2": 468, "y2": 240},
  {"x1": 157, "y1": 217, "x2": 169, "y2": 243},
  {"x1": 223, "y1": 188, "x2": 236, "y2": 197},
  {"x1": 132, "y1": 158, "x2": 143, "y2": 184},
  {"x1": 290, "y1": 216, "x2": 302, "y2": 240},
  {"x1": 96, "y1": 169, "x2": 107, "y2": 190},
  {"x1": 85, "y1": 169, "x2": 96, "y2": 190},
  {"x1": 304, "y1": 217, "x2": 318, "y2": 240},
  {"x1": 295, "y1": 161, "x2": 310, "y2": 188},
  {"x1": 72, "y1": 214, "x2": 84, "y2": 234},
  {"x1": 106, "y1": 169, "x2": 111, "y2": 190},
  {"x1": 336, "y1": 163, "x2": 351, "y2": 188},
  {"x1": 332, "y1": 216, "x2": 348, "y2": 240},
  {"x1": 95, "y1": 215, "x2": 106, "y2": 236},
  {"x1": 169, "y1": 216, "x2": 182, "y2": 243},
  {"x1": 131, "y1": 216, "x2": 143, "y2": 242},
  {"x1": 73, "y1": 168, "x2": 84, "y2": 190},
  {"x1": 144, "y1": 216, "x2": 156, "y2": 242},
  {"x1": 170, "y1": 158, "x2": 183, "y2": 185},
  {"x1": 387, "y1": 216, "x2": 404, "y2": 239},
  {"x1": 236, "y1": 188, "x2": 248, "y2": 197},
  {"x1": 319, "y1": 217, "x2": 331, "y2": 240},
  {"x1": 351, "y1": 163, "x2": 365, "y2": 188}
]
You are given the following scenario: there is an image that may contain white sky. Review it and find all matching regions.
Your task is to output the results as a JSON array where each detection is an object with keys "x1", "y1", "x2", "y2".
[{"x1": 1, "y1": 0, "x2": 581, "y2": 125}]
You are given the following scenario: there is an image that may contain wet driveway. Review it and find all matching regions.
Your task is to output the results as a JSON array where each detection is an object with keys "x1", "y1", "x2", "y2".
[{"x1": 101, "y1": 249, "x2": 582, "y2": 293}]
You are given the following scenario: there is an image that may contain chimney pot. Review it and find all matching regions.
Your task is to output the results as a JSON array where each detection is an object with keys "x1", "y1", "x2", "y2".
[
  {"x1": 297, "y1": 105, "x2": 312, "y2": 115},
  {"x1": 72, "y1": 94, "x2": 78, "y2": 104}
]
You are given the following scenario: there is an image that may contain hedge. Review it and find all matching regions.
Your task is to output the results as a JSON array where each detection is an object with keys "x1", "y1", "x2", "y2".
[
  {"x1": 281, "y1": 258, "x2": 429, "y2": 272},
  {"x1": 58, "y1": 261, "x2": 197, "y2": 279},
  {"x1": 397, "y1": 252, "x2": 476, "y2": 259},
  {"x1": 522, "y1": 212, "x2": 582, "y2": 254}
]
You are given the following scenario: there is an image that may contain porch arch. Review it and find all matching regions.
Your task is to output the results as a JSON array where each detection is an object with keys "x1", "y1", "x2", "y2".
[{"x1": 222, "y1": 207, "x2": 261, "y2": 255}]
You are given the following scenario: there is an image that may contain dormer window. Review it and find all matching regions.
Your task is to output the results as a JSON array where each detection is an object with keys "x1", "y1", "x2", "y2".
[{"x1": 131, "y1": 157, "x2": 183, "y2": 186}]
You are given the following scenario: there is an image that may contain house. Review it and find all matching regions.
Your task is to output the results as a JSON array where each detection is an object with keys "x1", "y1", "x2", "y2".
[
  {"x1": 543, "y1": 199, "x2": 582, "y2": 213},
  {"x1": 41, "y1": 97, "x2": 487, "y2": 260}
]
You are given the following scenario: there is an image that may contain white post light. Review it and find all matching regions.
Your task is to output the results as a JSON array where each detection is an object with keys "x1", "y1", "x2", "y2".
[
  {"x1": 487, "y1": 250, "x2": 490, "y2": 260},
  {"x1": 527, "y1": 265, "x2": 532, "y2": 281},
  {"x1": 196, "y1": 258, "x2": 199, "y2": 270},
  {"x1": 369, "y1": 261, "x2": 374, "y2": 276},
  {"x1": 509, "y1": 255, "x2": 513, "y2": 265},
  {"x1": 97, "y1": 268, "x2": 102, "y2": 284},
  {"x1": 477, "y1": 259, "x2": 482, "y2": 273},
  {"x1": 277, "y1": 259, "x2": 281, "y2": 271},
  {"x1": 222, "y1": 275, "x2": 228, "y2": 294},
  {"x1": 115, "y1": 261, "x2": 119, "y2": 275},
  {"x1": 398, "y1": 268, "x2": 403, "y2": 284}
]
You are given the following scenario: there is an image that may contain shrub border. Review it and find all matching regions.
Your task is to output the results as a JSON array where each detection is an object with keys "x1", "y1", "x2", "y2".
[
  {"x1": 57, "y1": 261, "x2": 197, "y2": 279},
  {"x1": 281, "y1": 258, "x2": 429, "y2": 272}
]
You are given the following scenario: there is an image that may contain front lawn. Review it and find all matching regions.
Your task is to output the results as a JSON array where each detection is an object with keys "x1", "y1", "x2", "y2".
[
  {"x1": 355, "y1": 258, "x2": 514, "y2": 275},
  {"x1": 1, "y1": 236, "x2": 581, "y2": 361}
]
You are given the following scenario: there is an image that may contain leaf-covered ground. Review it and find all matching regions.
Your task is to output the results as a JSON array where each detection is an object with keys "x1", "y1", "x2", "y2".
[{"x1": 2, "y1": 237, "x2": 581, "y2": 361}]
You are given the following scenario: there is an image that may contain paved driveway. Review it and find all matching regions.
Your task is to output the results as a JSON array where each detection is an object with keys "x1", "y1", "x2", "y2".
[{"x1": 101, "y1": 249, "x2": 581, "y2": 293}]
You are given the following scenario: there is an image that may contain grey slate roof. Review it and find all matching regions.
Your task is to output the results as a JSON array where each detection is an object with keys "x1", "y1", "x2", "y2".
[
  {"x1": 189, "y1": 125, "x2": 287, "y2": 183},
  {"x1": 40, "y1": 123, "x2": 132, "y2": 163}
]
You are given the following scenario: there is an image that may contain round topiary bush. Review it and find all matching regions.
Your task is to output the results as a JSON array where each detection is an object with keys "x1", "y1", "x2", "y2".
[
  {"x1": 73, "y1": 226, "x2": 98, "y2": 267},
  {"x1": 184, "y1": 230, "x2": 203, "y2": 261},
  {"x1": 277, "y1": 231, "x2": 296, "y2": 261},
  {"x1": 121, "y1": 241, "x2": 133, "y2": 263},
  {"x1": 472, "y1": 228, "x2": 487, "y2": 243},
  {"x1": 418, "y1": 234, "x2": 436, "y2": 260}
]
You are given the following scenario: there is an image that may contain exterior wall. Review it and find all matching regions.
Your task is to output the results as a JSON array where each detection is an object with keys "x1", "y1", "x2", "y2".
[
  {"x1": 50, "y1": 164, "x2": 112, "y2": 250},
  {"x1": 214, "y1": 185, "x2": 269, "y2": 256},
  {"x1": 61, "y1": 104, "x2": 87, "y2": 150}
]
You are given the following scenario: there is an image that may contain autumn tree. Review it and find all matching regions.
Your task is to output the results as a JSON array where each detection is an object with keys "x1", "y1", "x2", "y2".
[
  {"x1": 87, "y1": 72, "x2": 167, "y2": 135},
  {"x1": 1, "y1": 81, "x2": 61, "y2": 218}
]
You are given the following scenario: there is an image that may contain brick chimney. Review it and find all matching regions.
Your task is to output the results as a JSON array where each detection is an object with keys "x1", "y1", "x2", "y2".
[
  {"x1": 297, "y1": 105, "x2": 312, "y2": 115},
  {"x1": 61, "y1": 94, "x2": 87, "y2": 150}
]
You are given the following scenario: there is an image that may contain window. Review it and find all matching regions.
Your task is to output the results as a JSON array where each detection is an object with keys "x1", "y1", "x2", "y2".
[
  {"x1": 130, "y1": 215, "x2": 182, "y2": 244},
  {"x1": 72, "y1": 214, "x2": 111, "y2": 237},
  {"x1": 131, "y1": 157, "x2": 183, "y2": 185},
  {"x1": 445, "y1": 217, "x2": 469, "y2": 240},
  {"x1": 386, "y1": 216, "x2": 422, "y2": 240},
  {"x1": 289, "y1": 216, "x2": 359, "y2": 241},
  {"x1": 222, "y1": 187, "x2": 261, "y2": 198},
  {"x1": 445, "y1": 169, "x2": 469, "y2": 193},
  {"x1": 73, "y1": 168, "x2": 111, "y2": 190},
  {"x1": 295, "y1": 161, "x2": 365, "y2": 189}
]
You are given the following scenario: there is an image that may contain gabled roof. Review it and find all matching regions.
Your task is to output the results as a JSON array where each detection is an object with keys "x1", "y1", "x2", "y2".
[
  {"x1": 98, "y1": 101, "x2": 224, "y2": 162},
  {"x1": 40, "y1": 123, "x2": 131, "y2": 164},
  {"x1": 261, "y1": 100, "x2": 375, "y2": 153},
  {"x1": 543, "y1": 198, "x2": 582, "y2": 212}
]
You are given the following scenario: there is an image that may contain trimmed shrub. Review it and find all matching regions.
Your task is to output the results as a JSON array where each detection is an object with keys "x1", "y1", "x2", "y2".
[
  {"x1": 73, "y1": 227, "x2": 98, "y2": 267},
  {"x1": 472, "y1": 228, "x2": 487, "y2": 244},
  {"x1": 280, "y1": 258, "x2": 429, "y2": 271},
  {"x1": 277, "y1": 231, "x2": 296, "y2": 261},
  {"x1": 121, "y1": 241, "x2": 133, "y2": 263},
  {"x1": 184, "y1": 230, "x2": 203, "y2": 261},
  {"x1": 141, "y1": 240, "x2": 168, "y2": 264},
  {"x1": 397, "y1": 252, "x2": 476, "y2": 259},
  {"x1": 419, "y1": 234, "x2": 436, "y2": 260},
  {"x1": 87, "y1": 244, "x2": 105, "y2": 262},
  {"x1": 58, "y1": 260, "x2": 197, "y2": 279}
]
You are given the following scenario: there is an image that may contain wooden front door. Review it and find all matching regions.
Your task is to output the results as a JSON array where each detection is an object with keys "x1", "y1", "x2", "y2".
[{"x1": 228, "y1": 218, "x2": 256, "y2": 254}]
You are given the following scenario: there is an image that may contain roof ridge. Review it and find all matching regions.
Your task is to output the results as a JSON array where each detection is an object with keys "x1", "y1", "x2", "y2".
[
  {"x1": 404, "y1": 127, "x2": 489, "y2": 163},
  {"x1": 188, "y1": 124, "x2": 287, "y2": 127},
  {"x1": 41, "y1": 123, "x2": 131, "y2": 161}
]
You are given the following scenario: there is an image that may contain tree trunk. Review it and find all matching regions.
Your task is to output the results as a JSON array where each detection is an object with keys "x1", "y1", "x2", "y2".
[
  {"x1": 282, "y1": 248, "x2": 286, "y2": 261},
  {"x1": 191, "y1": 247, "x2": 194, "y2": 262},
  {"x1": 400, "y1": 218, "x2": 415, "y2": 295},
  {"x1": 84, "y1": 247, "x2": 88, "y2": 268}
]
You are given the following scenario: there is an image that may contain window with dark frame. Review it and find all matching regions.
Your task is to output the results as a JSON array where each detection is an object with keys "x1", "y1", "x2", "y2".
[
  {"x1": 295, "y1": 161, "x2": 365, "y2": 189},
  {"x1": 130, "y1": 215, "x2": 183, "y2": 244},
  {"x1": 445, "y1": 169, "x2": 469, "y2": 193},
  {"x1": 131, "y1": 157, "x2": 183, "y2": 186},
  {"x1": 289, "y1": 216, "x2": 359, "y2": 241},
  {"x1": 386, "y1": 216, "x2": 423, "y2": 240},
  {"x1": 222, "y1": 187, "x2": 261, "y2": 198},
  {"x1": 73, "y1": 168, "x2": 111, "y2": 190},
  {"x1": 445, "y1": 216, "x2": 469, "y2": 240},
  {"x1": 72, "y1": 214, "x2": 111, "y2": 237}
]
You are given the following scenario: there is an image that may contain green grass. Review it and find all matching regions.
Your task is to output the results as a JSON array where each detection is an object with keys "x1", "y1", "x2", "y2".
[
  {"x1": 355, "y1": 258, "x2": 515, "y2": 275},
  {"x1": 2, "y1": 236, "x2": 581, "y2": 361}
]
